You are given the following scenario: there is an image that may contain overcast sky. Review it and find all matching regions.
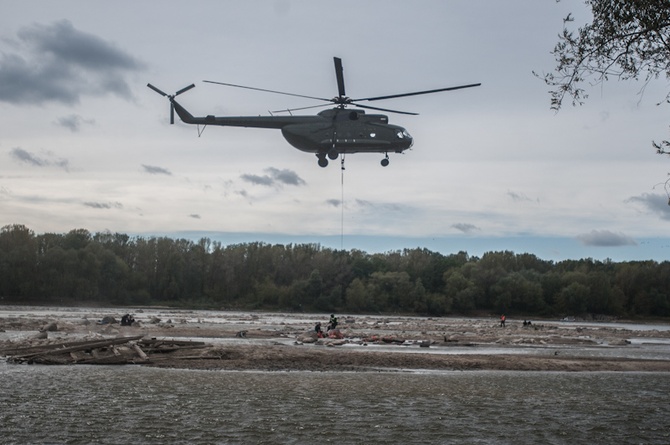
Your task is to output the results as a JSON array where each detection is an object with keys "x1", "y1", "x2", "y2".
[{"x1": 2, "y1": 1, "x2": 670, "y2": 262}]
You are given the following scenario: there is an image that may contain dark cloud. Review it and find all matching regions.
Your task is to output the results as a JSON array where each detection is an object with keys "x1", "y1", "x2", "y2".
[
  {"x1": 0, "y1": 20, "x2": 144, "y2": 105},
  {"x1": 142, "y1": 164, "x2": 172, "y2": 175},
  {"x1": 241, "y1": 173, "x2": 274, "y2": 186},
  {"x1": 240, "y1": 167, "x2": 306, "y2": 187},
  {"x1": 507, "y1": 190, "x2": 537, "y2": 203},
  {"x1": 189, "y1": 214, "x2": 201, "y2": 219},
  {"x1": 265, "y1": 167, "x2": 306, "y2": 186},
  {"x1": 55, "y1": 114, "x2": 95, "y2": 132},
  {"x1": 326, "y1": 199, "x2": 341, "y2": 207},
  {"x1": 452, "y1": 223, "x2": 480, "y2": 234},
  {"x1": 10, "y1": 147, "x2": 44, "y2": 166},
  {"x1": 10, "y1": 147, "x2": 69, "y2": 171},
  {"x1": 83, "y1": 201, "x2": 122, "y2": 209},
  {"x1": 625, "y1": 193, "x2": 670, "y2": 220},
  {"x1": 576, "y1": 230, "x2": 637, "y2": 247}
]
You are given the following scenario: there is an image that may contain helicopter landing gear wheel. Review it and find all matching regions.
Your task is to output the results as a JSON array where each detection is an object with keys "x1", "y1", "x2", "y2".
[
  {"x1": 327, "y1": 148, "x2": 339, "y2": 160},
  {"x1": 317, "y1": 154, "x2": 329, "y2": 168},
  {"x1": 381, "y1": 154, "x2": 390, "y2": 167}
]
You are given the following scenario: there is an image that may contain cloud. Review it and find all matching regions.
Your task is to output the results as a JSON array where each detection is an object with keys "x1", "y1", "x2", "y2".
[
  {"x1": 142, "y1": 164, "x2": 172, "y2": 175},
  {"x1": 55, "y1": 114, "x2": 95, "y2": 132},
  {"x1": 355, "y1": 198, "x2": 373, "y2": 208},
  {"x1": 240, "y1": 167, "x2": 306, "y2": 187},
  {"x1": 354, "y1": 199, "x2": 403, "y2": 212},
  {"x1": 241, "y1": 173, "x2": 274, "y2": 186},
  {"x1": 507, "y1": 190, "x2": 537, "y2": 203},
  {"x1": 576, "y1": 230, "x2": 637, "y2": 247},
  {"x1": 10, "y1": 147, "x2": 69, "y2": 171},
  {"x1": 625, "y1": 193, "x2": 670, "y2": 220},
  {"x1": 10, "y1": 148, "x2": 43, "y2": 166},
  {"x1": 265, "y1": 167, "x2": 306, "y2": 186},
  {"x1": 0, "y1": 20, "x2": 144, "y2": 105},
  {"x1": 189, "y1": 214, "x2": 201, "y2": 219},
  {"x1": 326, "y1": 199, "x2": 341, "y2": 207},
  {"x1": 452, "y1": 223, "x2": 480, "y2": 234},
  {"x1": 83, "y1": 201, "x2": 123, "y2": 209}
]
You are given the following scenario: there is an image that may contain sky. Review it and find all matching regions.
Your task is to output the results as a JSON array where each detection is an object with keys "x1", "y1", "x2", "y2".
[{"x1": 1, "y1": 0, "x2": 670, "y2": 263}]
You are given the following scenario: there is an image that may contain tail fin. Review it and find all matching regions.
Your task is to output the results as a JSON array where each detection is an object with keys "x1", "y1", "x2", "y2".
[{"x1": 171, "y1": 99, "x2": 197, "y2": 124}]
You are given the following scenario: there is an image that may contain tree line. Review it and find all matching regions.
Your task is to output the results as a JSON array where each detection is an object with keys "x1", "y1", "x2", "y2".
[{"x1": 1, "y1": 224, "x2": 669, "y2": 318}]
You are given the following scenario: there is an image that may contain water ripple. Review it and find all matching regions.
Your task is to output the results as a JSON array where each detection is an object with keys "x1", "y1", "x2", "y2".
[{"x1": 1, "y1": 363, "x2": 669, "y2": 444}]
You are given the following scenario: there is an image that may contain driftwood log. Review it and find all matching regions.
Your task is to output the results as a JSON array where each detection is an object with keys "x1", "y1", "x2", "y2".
[{"x1": 1, "y1": 336, "x2": 211, "y2": 365}]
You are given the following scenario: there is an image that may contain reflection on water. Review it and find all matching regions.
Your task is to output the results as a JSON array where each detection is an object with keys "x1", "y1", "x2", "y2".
[{"x1": 1, "y1": 362, "x2": 669, "y2": 444}]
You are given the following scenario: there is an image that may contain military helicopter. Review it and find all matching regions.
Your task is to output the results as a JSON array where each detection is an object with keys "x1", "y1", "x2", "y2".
[{"x1": 148, "y1": 57, "x2": 480, "y2": 167}]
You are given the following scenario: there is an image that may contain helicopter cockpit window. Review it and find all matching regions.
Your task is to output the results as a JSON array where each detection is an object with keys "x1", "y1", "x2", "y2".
[{"x1": 397, "y1": 130, "x2": 411, "y2": 139}]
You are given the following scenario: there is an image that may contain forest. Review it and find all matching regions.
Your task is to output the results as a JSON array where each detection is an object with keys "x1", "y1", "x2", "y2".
[{"x1": 0, "y1": 224, "x2": 669, "y2": 319}]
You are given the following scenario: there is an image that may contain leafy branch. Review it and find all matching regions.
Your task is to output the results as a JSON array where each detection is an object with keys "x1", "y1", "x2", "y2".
[{"x1": 535, "y1": 0, "x2": 670, "y2": 150}]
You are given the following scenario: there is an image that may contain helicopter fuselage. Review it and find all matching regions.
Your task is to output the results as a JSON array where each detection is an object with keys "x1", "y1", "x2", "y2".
[
  {"x1": 171, "y1": 100, "x2": 412, "y2": 166},
  {"x1": 281, "y1": 108, "x2": 413, "y2": 155}
]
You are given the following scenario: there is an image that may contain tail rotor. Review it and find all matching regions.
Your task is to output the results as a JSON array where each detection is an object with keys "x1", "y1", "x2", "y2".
[{"x1": 147, "y1": 83, "x2": 195, "y2": 124}]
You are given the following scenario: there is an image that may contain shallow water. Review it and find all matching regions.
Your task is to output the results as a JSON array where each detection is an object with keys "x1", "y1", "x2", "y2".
[{"x1": 1, "y1": 362, "x2": 668, "y2": 444}]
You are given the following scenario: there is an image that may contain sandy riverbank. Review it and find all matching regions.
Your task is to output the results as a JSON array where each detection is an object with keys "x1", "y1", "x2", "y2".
[{"x1": 1, "y1": 308, "x2": 669, "y2": 372}]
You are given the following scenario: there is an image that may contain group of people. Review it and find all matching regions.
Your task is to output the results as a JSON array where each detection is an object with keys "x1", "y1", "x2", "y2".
[
  {"x1": 314, "y1": 314, "x2": 339, "y2": 338},
  {"x1": 120, "y1": 313, "x2": 135, "y2": 326},
  {"x1": 499, "y1": 314, "x2": 532, "y2": 327}
]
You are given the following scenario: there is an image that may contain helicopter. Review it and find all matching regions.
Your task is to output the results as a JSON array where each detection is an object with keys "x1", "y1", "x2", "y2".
[{"x1": 147, "y1": 57, "x2": 480, "y2": 167}]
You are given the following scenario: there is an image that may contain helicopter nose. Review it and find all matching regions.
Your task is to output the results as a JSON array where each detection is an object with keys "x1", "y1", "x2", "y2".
[{"x1": 398, "y1": 129, "x2": 413, "y2": 149}]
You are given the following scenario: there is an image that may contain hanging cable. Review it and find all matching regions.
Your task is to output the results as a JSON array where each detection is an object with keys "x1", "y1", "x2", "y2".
[{"x1": 341, "y1": 154, "x2": 345, "y2": 250}]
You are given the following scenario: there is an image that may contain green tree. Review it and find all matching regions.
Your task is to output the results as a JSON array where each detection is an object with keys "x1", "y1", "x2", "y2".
[
  {"x1": 368, "y1": 271, "x2": 413, "y2": 311},
  {"x1": 314, "y1": 284, "x2": 343, "y2": 312},
  {"x1": 306, "y1": 269, "x2": 324, "y2": 303},
  {"x1": 425, "y1": 293, "x2": 452, "y2": 316},
  {"x1": 469, "y1": 251, "x2": 516, "y2": 309},
  {"x1": 252, "y1": 277, "x2": 284, "y2": 308},
  {"x1": 0, "y1": 225, "x2": 37, "y2": 297},
  {"x1": 345, "y1": 278, "x2": 370, "y2": 312},
  {"x1": 444, "y1": 270, "x2": 478, "y2": 312},
  {"x1": 558, "y1": 282, "x2": 590, "y2": 314}
]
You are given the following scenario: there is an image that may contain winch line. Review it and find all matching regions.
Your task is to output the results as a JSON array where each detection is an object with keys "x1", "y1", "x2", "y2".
[{"x1": 340, "y1": 155, "x2": 345, "y2": 250}]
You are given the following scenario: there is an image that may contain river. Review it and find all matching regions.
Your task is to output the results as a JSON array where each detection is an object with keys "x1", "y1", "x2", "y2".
[
  {"x1": 2, "y1": 306, "x2": 669, "y2": 443},
  {"x1": 1, "y1": 362, "x2": 668, "y2": 444}
]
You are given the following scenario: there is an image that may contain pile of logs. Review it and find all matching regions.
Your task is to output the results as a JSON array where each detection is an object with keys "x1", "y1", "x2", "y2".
[{"x1": 0, "y1": 336, "x2": 212, "y2": 365}]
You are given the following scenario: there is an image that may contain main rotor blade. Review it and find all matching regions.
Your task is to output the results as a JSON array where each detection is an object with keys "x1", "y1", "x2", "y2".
[
  {"x1": 349, "y1": 102, "x2": 419, "y2": 116},
  {"x1": 354, "y1": 83, "x2": 481, "y2": 102},
  {"x1": 170, "y1": 103, "x2": 175, "y2": 124},
  {"x1": 270, "y1": 103, "x2": 333, "y2": 114},
  {"x1": 175, "y1": 84, "x2": 195, "y2": 96},
  {"x1": 147, "y1": 83, "x2": 168, "y2": 97},
  {"x1": 334, "y1": 57, "x2": 346, "y2": 98},
  {"x1": 203, "y1": 80, "x2": 331, "y2": 102}
]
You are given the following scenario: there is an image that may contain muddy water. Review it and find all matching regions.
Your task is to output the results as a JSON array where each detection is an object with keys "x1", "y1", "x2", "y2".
[{"x1": 1, "y1": 362, "x2": 668, "y2": 444}]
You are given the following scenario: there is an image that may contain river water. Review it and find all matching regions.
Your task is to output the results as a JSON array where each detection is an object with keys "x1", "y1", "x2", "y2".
[{"x1": 1, "y1": 362, "x2": 668, "y2": 444}]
